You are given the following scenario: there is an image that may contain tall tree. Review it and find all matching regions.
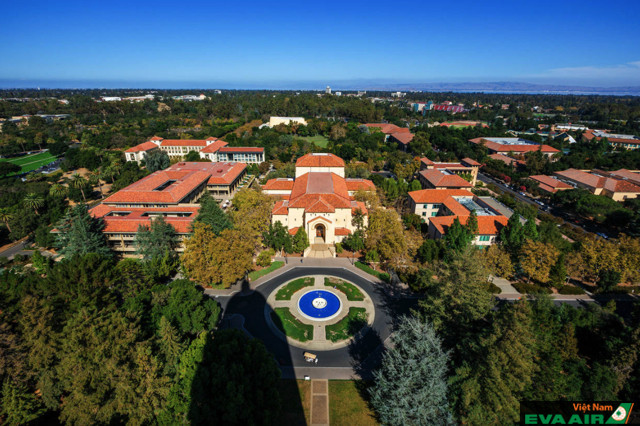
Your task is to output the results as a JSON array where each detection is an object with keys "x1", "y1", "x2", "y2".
[
  {"x1": 193, "y1": 194, "x2": 232, "y2": 235},
  {"x1": 0, "y1": 208, "x2": 13, "y2": 233},
  {"x1": 292, "y1": 226, "x2": 310, "y2": 253},
  {"x1": 443, "y1": 217, "x2": 473, "y2": 255},
  {"x1": 48, "y1": 183, "x2": 67, "y2": 198},
  {"x1": 54, "y1": 204, "x2": 111, "y2": 258},
  {"x1": 135, "y1": 216, "x2": 177, "y2": 261},
  {"x1": 520, "y1": 240, "x2": 559, "y2": 284},
  {"x1": 365, "y1": 208, "x2": 408, "y2": 264},
  {"x1": 69, "y1": 173, "x2": 88, "y2": 202},
  {"x1": 369, "y1": 316, "x2": 453, "y2": 425},
  {"x1": 145, "y1": 150, "x2": 170, "y2": 172},
  {"x1": 22, "y1": 193, "x2": 44, "y2": 215}
]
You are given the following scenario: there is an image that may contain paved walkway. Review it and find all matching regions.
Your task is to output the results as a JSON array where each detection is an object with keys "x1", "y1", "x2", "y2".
[{"x1": 310, "y1": 379, "x2": 329, "y2": 426}]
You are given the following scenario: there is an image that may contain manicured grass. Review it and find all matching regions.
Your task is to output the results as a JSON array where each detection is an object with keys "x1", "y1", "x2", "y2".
[
  {"x1": 271, "y1": 308, "x2": 314, "y2": 342},
  {"x1": 329, "y1": 380, "x2": 378, "y2": 426},
  {"x1": 0, "y1": 151, "x2": 58, "y2": 174},
  {"x1": 325, "y1": 308, "x2": 368, "y2": 342},
  {"x1": 355, "y1": 262, "x2": 390, "y2": 283},
  {"x1": 300, "y1": 135, "x2": 329, "y2": 148},
  {"x1": 248, "y1": 261, "x2": 284, "y2": 281},
  {"x1": 277, "y1": 380, "x2": 311, "y2": 425},
  {"x1": 275, "y1": 277, "x2": 314, "y2": 300},
  {"x1": 324, "y1": 277, "x2": 364, "y2": 301}
]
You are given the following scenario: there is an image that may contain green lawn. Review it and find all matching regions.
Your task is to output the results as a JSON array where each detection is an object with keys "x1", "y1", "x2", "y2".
[
  {"x1": 248, "y1": 261, "x2": 284, "y2": 281},
  {"x1": 277, "y1": 380, "x2": 311, "y2": 425},
  {"x1": 325, "y1": 308, "x2": 368, "y2": 342},
  {"x1": 329, "y1": 380, "x2": 378, "y2": 426},
  {"x1": 355, "y1": 262, "x2": 390, "y2": 283},
  {"x1": 271, "y1": 308, "x2": 314, "y2": 342},
  {"x1": 275, "y1": 277, "x2": 314, "y2": 300},
  {"x1": 325, "y1": 277, "x2": 364, "y2": 301},
  {"x1": 300, "y1": 135, "x2": 329, "y2": 148},
  {"x1": 0, "y1": 151, "x2": 58, "y2": 174}
]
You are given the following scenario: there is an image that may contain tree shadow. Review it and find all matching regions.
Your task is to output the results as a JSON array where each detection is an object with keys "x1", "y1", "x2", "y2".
[{"x1": 215, "y1": 278, "x2": 307, "y2": 425}]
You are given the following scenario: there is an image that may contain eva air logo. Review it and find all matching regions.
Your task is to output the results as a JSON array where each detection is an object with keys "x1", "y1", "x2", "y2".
[{"x1": 606, "y1": 403, "x2": 633, "y2": 424}]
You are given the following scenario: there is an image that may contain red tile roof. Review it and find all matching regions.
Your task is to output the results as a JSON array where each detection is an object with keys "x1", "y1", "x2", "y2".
[
  {"x1": 419, "y1": 170, "x2": 472, "y2": 188},
  {"x1": 605, "y1": 169, "x2": 640, "y2": 186},
  {"x1": 168, "y1": 162, "x2": 246, "y2": 185},
  {"x1": 461, "y1": 157, "x2": 481, "y2": 167},
  {"x1": 160, "y1": 139, "x2": 210, "y2": 147},
  {"x1": 199, "y1": 140, "x2": 228, "y2": 153},
  {"x1": 528, "y1": 175, "x2": 572, "y2": 193},
  {"x1": 442, "y1": 197, "x2": 470, "y2": 216},
  {"x1": 554, "y1": 169, "x2": 604, "y2": 189},
  {"x1": 345, "y1": 178, "x2": 375, "y2": 191},
  {"x1": 263, "y1": 178, "x2": 295, "y2": 191},
  {"x1": 409, "y1": 189, "x2": 473, "y2": 204},
  {"x1": 335, "y1": 227, "x2": 351, "y2": 236},
  {"x1": 150, "y1": 136, "x2": 163, "y2": 141},
  {"x1": 306, "y1": 198, "x2": 336, "y2": 213},
  {"x1": 125, "y1": 141, "x2": 159, "y2": 153},
  {"x1": 489, "y1": 153, "x2": 526, "y2": 166},
  {"x1": 430, "y1": 215, "x2": 508, "y2": 236},
  {"x1": 391, "y1": 132, "x2": 414, "y2": 145},
  {"x1": 89, "y1": 205, "x2": 199, "y2": 234},
  {"x1": 288, "y1": 227, "x2": 299, "y2": 235},
  {"x1": 470, "y1": 137, "x2": 560, "y2": 154},
  {"x1": 272, "y1": 200, "x2": 289, "y2": 215},
  {"x1": 363, "y1": 123, "x2": 411, "y2": 134},
  {"x1": 295, "y1": 153, "x2": 345, "y2": 168},
  {"x1": 219, "y1": 147, "x2": 265, "y2": 153}
]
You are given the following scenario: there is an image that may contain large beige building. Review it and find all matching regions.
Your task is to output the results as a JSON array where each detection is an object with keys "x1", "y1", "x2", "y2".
[
  {"x1": 262, "y1": 153, "x2": 374, "y2": 248},
  {"x1": 553, "y1": 168, "x2": 640, "y2": 201}
]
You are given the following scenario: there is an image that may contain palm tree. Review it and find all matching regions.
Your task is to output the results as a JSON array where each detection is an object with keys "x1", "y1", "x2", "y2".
[
  {"x1": 0, "y1": 208, "x2": 13, "y2": 233},
  {"x1": 89, "y1": 170, "x2": 105, "y2": 199},
  {"x1": 49, "y1": 183, "x2": 67, "y2": 198},
  {"x1": 23, "y1": 193, "x2": 44, "y2": 215},
  {"x1": 70, "y1": 173, "x2": 88, "y2": 202}
]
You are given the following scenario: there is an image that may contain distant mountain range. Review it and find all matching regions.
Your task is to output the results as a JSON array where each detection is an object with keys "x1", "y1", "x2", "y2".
[{"x1": 1, "y1": 79, "x2": 639, "y2": 96}]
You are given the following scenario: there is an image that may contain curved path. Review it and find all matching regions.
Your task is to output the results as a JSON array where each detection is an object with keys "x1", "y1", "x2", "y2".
[{"x1": 219, "y1": 266, "x2": 417, "y2": 373}]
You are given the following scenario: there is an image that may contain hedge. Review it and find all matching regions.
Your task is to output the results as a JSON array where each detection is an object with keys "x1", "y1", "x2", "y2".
[
  {"x1": 355, "y1": 262, "x2": 390, "y2": 283},
  {"x1": 248, "y1": 261, "x2": 284, "y2": 281},
  {"x1": 556, "y1": 285, "x2": 586, "y2": 295},
  {"x1": 512, "y1": 282, "x2": 552, "y2": 294}
]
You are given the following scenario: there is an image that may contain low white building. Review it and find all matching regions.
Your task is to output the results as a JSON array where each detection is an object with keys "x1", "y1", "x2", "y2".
[{"x1": 267, "y1": 117, "x2": 308, "y2": 128}]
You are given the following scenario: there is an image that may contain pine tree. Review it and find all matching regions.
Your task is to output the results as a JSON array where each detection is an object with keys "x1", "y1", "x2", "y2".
[
  {"x1": 54, "y1": 204, "x2": 111, "y2": 258},
  {"x1": 135, "y1": 216, "x2": 177, "y2": 261},
  {"x1": 145, "y1": 149, "x2": 170, "y2": 172},
  {"x1": 292, "y1": 227, "x2": 309, "y2": 252},
  {"x1": 444, "y1": 217, "x2": 473, "y2": 255},
  {"x1": 193, "y1": 194, "x2": 232, "y2": 235},
  {"x1": 369, "y1": 316, "x2": 453, "y2": 425}
]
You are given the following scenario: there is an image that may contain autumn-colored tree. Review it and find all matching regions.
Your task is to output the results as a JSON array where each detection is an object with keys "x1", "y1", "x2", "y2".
[
  {"x1": 482, "y1": 244, "x2": 514, "y2": 279},
  {"x1": 519, "y1": 240, "x2": 559, "y2": 284},
  {"x1": 580, "y1": 236, "x2": 620, "y2": 282},
  {"x1": 230, "y1": 189, "x2": 274, "y2": 249},
  {"x1": 617, "y1": 234, "x2": 640, "y2": 284},
  {"x1": 365, "y1": 208, "x2": 408, "y2": 265}
]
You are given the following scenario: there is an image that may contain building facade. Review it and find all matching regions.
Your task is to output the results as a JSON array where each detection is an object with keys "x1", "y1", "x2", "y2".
[{"x1": 262, "y1": 153, "x2": 373, "y2": 247}]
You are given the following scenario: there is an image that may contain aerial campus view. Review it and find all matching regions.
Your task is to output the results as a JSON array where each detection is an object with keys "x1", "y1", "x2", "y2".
[{"x1": 1, "y1": 1, "x2": 640, "y2": 425}]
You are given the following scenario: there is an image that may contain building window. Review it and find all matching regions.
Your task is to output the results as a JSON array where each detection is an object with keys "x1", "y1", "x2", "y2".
[
  {"x1": 479, "y1": 235, "x2": 491, "y2": 242},
  {"x1": 422, "y1": 212, "x2": 426, "y2": 216},
  {"x1": 431, "y1": 212, "x2": 437, "y2": 217}
]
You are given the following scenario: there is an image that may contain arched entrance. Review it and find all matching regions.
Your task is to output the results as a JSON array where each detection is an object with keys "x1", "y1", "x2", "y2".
[{"x1": 314, "y1": 224, "x2": 326, "y2": 243}]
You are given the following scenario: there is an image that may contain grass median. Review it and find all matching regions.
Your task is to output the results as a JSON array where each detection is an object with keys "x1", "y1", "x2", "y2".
[
  {"x1": 271, "y1": 307, "x2": 314, "y2": 342},
  {"x1": 324, "y1": 277, "x2": 364, "y2": 301},
  {"x1": 325, "y1": 307, "x2": 368, "y2": 342},
  {"x1": 275, "y1": 277, "x2": 314, "y2": 300},
  {"x1": 248, "y1": 261, "x2": 284, "y2": 281},
  {"x1": 355, "y1": 261, "x2": 390, "y2": 283}
]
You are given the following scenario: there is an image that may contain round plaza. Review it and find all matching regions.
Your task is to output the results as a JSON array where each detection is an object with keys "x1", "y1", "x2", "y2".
[{"x1": 265, "y1": 274, "x2": 376, "y2": 350}]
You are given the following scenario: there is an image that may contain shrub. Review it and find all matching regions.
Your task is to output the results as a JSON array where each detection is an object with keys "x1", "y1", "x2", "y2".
[
  {"x1": 486, "y1": 282, "x2": 501, "y2": 294},
  {"x1": 256, "y1": 249, "x2": 274, "y2": 267},
  {"x1": 512, "y1": 281, "x2": 552, "y2": 294},
  {"x1": 556, "y1": 285, "x2": 585, "y2": 295},
  {"x1": 335, "y1": 243, "x2": 343, "y2": 254},
  {"x1": 355, "y1": 261, "x2": 391, "y2": 283}
]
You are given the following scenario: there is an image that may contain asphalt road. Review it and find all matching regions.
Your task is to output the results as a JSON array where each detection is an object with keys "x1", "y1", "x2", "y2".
[
  {"x1": 0, "y1": 240, "x2": 30, "y2": 259},
  {"x1": 218, "y1": 266, "x2": 417, "y2": 374}
]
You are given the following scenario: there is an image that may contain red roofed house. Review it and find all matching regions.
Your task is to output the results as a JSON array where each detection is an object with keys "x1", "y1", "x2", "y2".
[
  {"x1": 263, "y1": 153, "x2": 374, "y2": 252},
  {"x1": 418, "y1": 169, "x2": 473, "y2": 190},
  {"x1": 363, "y1": 123, "x2": 415, "y2": 151},
  {"x1": 553, "y1": 168, "x2": 640, "y2": 201},
  {"x1": 89, "y1": 161, "x2": 246, "y2": 255},
  {"x1": 582, "y1": 130, "x2": 640, "y2": 150},
  {"x1": 420, "y1": 157, "x2": 480, "y2": 185},
  {"x1": 470, "y1": 137, "x2": 560, "y2": 159},
  {"x1": 408, "y1": 188, "x2": 508, "y2": 246},
  {"x1": 124, "y1": 136, "x2": 265, "y2": 164},
  {"x1": 528, "y1": 175, "x2": 572, "y2": 194}
]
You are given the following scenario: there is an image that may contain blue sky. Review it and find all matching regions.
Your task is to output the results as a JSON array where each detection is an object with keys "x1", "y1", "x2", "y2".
[{"x1": 1, "y1": 0, "x2": 639, "y2": 88}]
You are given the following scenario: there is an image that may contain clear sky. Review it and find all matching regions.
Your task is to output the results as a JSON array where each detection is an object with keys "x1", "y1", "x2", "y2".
[{"x1": 1, "y1": 0, "x2": 639, "y2": 88}]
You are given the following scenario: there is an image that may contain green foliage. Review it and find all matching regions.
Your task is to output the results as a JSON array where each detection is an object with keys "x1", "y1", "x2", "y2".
[
  {"x1": 263, "y1": 221, "x2": 293, "y2": 253},
  {"x1": 54, "y1": 203, "x2": 111, "y2": 258},
  {"x1": 275, "y1": 277, "x2": 314, "y2": 300},
  {"x1": 512, "y1": 281, "x2": 553, "y2": 294},
  {"x1": 365, "y1": 249, "x2": 379, "y2": 263},
  {"x1": 135, "y1": 216, "x2": 177, "y2": 261},
  {"x1": 500, "y1": 212, "x2": 525, "y2": 253},
  {"x1": 292, "y1": 226, "x2": 309, "y2": 252},
  {"x1": 1, "y1": 380, "x2": 46, "y2": 425},
  {"x1": 256, "y1": 249, "x2": 274, "y2": 267},
  {"x1": 369, "y1": 316, "x2": 453, "y2": 425},
  {"x1": 342, "y1": 229, "x2": 365, "y2": 252},
  {"x1": 443, "y1": 217, "x2": 473, "y2": 256},
  {"x1": 335, "y1": 242, "x2": 343, "y2": 253},
  {"x1": 144, "y1": 149, "x2": 170, "y2": 172},
  {"x1": 325, "y1": 308, "x2": 368, "y2": 342},
  {"x1": 184, "y1": 150, "x2": 201, "y2": 161},
  {"x1": 271, "y1": 308, "x2": 313, "y2": 342},
  {"x1": 324, "y1": 277, "x2": 364, "y2": 301},
  {"x1": 247, "y1": 260, "x2": 284, "y2": 281},
  {"x1": 417, "y1": 239, "x2": 442, "y2": 263},
  {"x1": 193, "y1": 193, "x2": 232, "y2": 235},
  {"x1": 355, "y1": 261, "x2": 390, "y2": 282}
]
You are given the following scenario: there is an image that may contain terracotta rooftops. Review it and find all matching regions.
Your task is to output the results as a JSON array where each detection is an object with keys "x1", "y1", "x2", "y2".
[
  {"x1": 158, "y1": 139, "x2": 210, "y2": 147},
  {"x1": 529, "y1": 175, "x2": 572, "y2": 193},
  {"x1": 89, "y1": 205, "x2": 199, "y2": 233},
  {"x1": 104, "y1": 162, "x2": 245, "y2": 204},
  {"x1": 470, "y1": 137, "x2": 560, "y2": 153},
  {"x1": 409, "y1": 189, "x2": 473, "y2": 204},
  {"x1": 345, "y1": 178, "x2": 375, "y2": 192},
  {"x1": 420, "y1": 169, "x2": 473, "y2": 188},
  {"x1": 461, "y1": 158, "x2": 481, "y2": 167},
  {"x1": 363, "y1": 123, "x2": 411, "y2": 134},
  {"x1": 430, "y1": 215, "x2": 509, "y2": 236},
  {"x1": 219, "y1": 147, "x2": 265, "y2": 153},
  {"x1": 295, "y1": 153, "x2": 345, "y2": 168},
  {"x1": 200, "y1": 140, "x2": 228, "y2": 153},
  {"x1": 391, "y1": 132, "x2": 414, "y2": 145},
  {"x1": 554, "y1": 169, "x2": 604, "y2": 189},
  {"x1": 263, "y1": 178, "x2": 295, "y2": 191},
  {"x1": 125, "y1": 141, "x2": 159, "y2": 153},
  {"x1": 489, "y1": 153, "x2": 526, "y2": 166}
]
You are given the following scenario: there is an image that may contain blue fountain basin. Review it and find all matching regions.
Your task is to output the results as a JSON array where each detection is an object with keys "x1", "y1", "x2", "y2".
[{"x1": 297, "y1": 289, "x2": 342, "y2": 321}]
